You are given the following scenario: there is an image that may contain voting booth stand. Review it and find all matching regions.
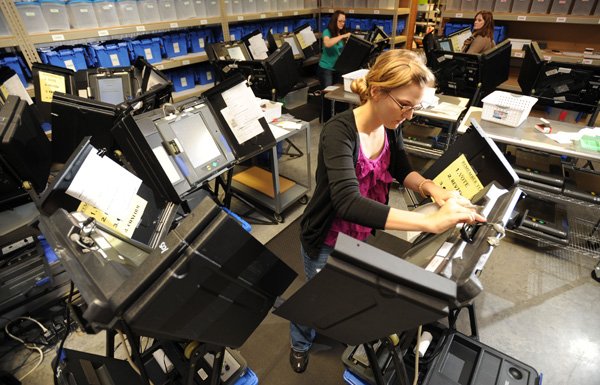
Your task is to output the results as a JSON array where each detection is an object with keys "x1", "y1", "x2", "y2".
[
  {"x1": 8, "y1": 71, "x2": 292, "y2": 384},
  {"x1": 275, "y1": 120, "x2": 541, "y2": 385}
]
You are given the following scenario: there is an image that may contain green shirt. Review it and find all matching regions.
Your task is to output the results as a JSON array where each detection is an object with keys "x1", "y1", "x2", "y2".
[{"x1": 319, "y1": 28, "x2": 345, "y2": 70}]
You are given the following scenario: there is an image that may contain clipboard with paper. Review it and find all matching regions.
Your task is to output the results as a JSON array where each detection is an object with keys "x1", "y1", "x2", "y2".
[{"x1": 36, "y1": 138, "x2": 177, "y2": 251}]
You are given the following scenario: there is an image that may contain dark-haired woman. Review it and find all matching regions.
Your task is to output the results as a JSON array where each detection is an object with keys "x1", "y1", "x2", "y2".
[
  {"x1": 318, "y1": 10, "x2": 351, "y2": 89},
  {"x1": 462, "y1": 10, "x2": 495, "y2": 54}
]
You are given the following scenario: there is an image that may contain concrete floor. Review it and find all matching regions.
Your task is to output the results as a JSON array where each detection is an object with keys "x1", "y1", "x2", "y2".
[{"x1": 4, "y1": 118, "x2": 600, "y2": 384}]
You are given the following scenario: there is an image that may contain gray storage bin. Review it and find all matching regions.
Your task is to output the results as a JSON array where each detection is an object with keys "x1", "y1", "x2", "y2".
[
  {"x1": 570, "y1": 0, "x2": 595, "y2": 14},
  {"x1": 243, "y1": 0, "x2": 258, "y2": 13},
  {"x1": 511, "y1": 0, "x2": 532, "y2": 11},
  {"x1": 366, "y1": 0, "x2": 379, "y2": 8},
  {"x1": 355, "y1": 0, "x2": 368, "y2": 7},
  {"x1": 478, "y1": 0, "x2": 495, "y2": 9},
  {"x1": 446, "y1": 0, "x2": 463, "y2": 9},
  {"x1": 256, "y1": 0, "x2": 274, "y2": 11},
  {"x1": 550, "y1": 0, "x2": 573, "y2": 12},
  {"x1": 193, "y1": 0, "x2": 207, "y2": 16},
  {"x1": 206, "y1": 0, "x2": 220, "y2": 16},
  {"x1": 461, "y1": 0, "x2": 478, "y2": 10},
  {"x1": 493, "y1": 0, "x2": 513, "y2": 11},
  {"x1": 596, "y1": 0, "x2": 600, "y2": 13},
  {"x1": 322, "y1": 0, "x2": 333, "y2": 7},
  {"x1": 529, "y1": 0, "x2": 552, "y2": 13}
]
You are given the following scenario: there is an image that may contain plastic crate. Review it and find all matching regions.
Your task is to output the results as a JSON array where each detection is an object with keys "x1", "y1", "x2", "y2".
[
  {"x1": 90, "y1": 41, "x2": 131, "y2": 67},
  {"x1": 257, "y1": 0, "x2": 274, "y2": 12},
  {"x1": 570, "y1": 0, "x2": 596, "y2": 14},
  {"x1": 15, "y1": 1, "x2": 50, "y2": 33},
  {"x1": 0, "y1": 56, "x2": 30, "y2": 86},
  {"x1": 233, "y1": 368, "x2": 258, "y2": 385},
  {"x1": 137, "y1": 0, "x2": 160, "y2": 23},
  {"x1": 342, "y1": 68, "x2": 369, "y2": 92},
  {"x1": 205, "y1": 0, "x2": 220, "y2": 16},
  {"x1": 494, "y1": 25, "x2": 507, "y2": 43},
  {"x1": 115, "y1": 0, "x2": 141, "y2": 25},
  {"x1": 129, "y1": 38, "x2": 163, "y2": 63},
  {"x1": 343, "y1": 369, "x2": 369, "y2": 385},
  {"x1": 243, "y1": 0, "x2": 258, "y2": 13},
  {"x1": 511, "y1": 0, "x2": 532, "y2": 11},
  {"x1": 40, "y1": 46, "x2": 90, "y2": 71},
  {"x1": 493, "y1": 0, "x2": 512, "y2": 12},
  {"x1": 188, "y1": 29, "x2": 208, "y2": 53},
  {"x1": 529, "y1": 0, "x2": 552, "y2": 13},
  {"x1": 157, "y1": 0, "x2": 177, "y2": 21},
  {"x1": 193, "y1": 0, "x2": 207, "y2": 16},
  {"x1": 67, "y1": 0, "x2": 99, "y2": 29},
  {"x1": 481, "y1": 91, "x2": 538, "y2": 127},
  {"x1": 196, "y1": 64, "x2": 214, "y2": 84},
  {"x1": 550, "y1": 0, "x2": 574, "y2": 13},
  {"x1": 93, "y1": 0, "x2": 119, "y2": 27},
  {"x1": 163, "y1": 33, "x2": 189, "y2": 58},
  {"x1": 461, "y1": 0, "x2": 478, "y2": 10},
  {"x1": 40, "y1": 0, "x2": 70, "y2": 31},
  {"x1": 168, "y1": 68, "x2": 195, "y2": 91},
  {"x1": 174, "y1": 0, "x2": 197, "y2": 19}
]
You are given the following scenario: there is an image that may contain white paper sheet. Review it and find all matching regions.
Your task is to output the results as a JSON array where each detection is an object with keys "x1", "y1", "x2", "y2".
[
  {"x1": 227, "y1": 46, "x2": 246, "y2": 61},
  {"x1": 284, "y1": 36, "x2": 301, "y2": 56},
  {"x1": 248, "y1": 34, "x2": 269, "y2": 60},
  {"x1": 66, "y1": 149, "x2": 142, "y2": 220},
  {"x1": 1, "y1": 74, "x2": 33, "y2": 105},
  {"x1": 220, "y1": 83, "x2": 265, "y2": 144},
  {"x1": 296, "y1": 27, "x2": 317, "y2": 49},
  {"x1": 269, "y1": 124, "x2": 290, "y2": 140}
]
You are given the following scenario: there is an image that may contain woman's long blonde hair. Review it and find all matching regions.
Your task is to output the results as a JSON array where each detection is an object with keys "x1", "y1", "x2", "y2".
[{"x1": 351, "y1": 49, "x2": 435, "y2": 105}]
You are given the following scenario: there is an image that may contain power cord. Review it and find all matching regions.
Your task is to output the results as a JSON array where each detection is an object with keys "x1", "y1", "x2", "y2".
[{"x1": 4, "y1": 317, "x2": 46, "y2": 381}]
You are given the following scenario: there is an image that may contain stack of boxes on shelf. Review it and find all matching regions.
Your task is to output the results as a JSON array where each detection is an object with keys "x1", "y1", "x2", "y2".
[
  {"x1": 321, "y1": 0, "x2": 397, "y2": 8},
  {"x1": 13, "y1": 0, "x2": 228, "y2": 34},
  {"x1": 445, "y1": 0, "x2": 600, "y2": 15},
  {"x1": 321, "y1": 14, "x2": 405, "y2": 36}
]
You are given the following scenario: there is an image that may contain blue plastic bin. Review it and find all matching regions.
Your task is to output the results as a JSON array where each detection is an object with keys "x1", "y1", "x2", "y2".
[
  {"x1": 0, "y1": 56, "x2": 30, "y2": 87},
  {"x1": 39, "y1": 47, "x2": 90, "y2": 72},
  {"x1": 494, "y1": 25, "x2": 507, "y2": 43},
  {"x1": 233, "y1": 368, "x2": 258, "y2": 385},
  {"x1": 163, "y1": 32, "x2": 188, "y2": 58},
  {"x1": 343, "y1": 369, "x2": 369, "y2": 385},
  {"x1": 188, "y1": 29, "x2": 208, "y2": 53},
  {"x1": 168, "y1": 68, "x2": 195, "y2": 91},
  {"x1": 195, "y1": 64, "x2": 214, "y2": 85},
  {"x1": 89, "y1": 41, "x2": 131, "y2": 68},
  {"x1": 129, "y1": 37, "x2": 163, "y2": 63}
]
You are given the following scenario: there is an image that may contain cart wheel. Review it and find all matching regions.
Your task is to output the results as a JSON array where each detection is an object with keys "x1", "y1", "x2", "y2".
[
  {"x1": 274, "y1": 213, "x2": 284, "y2": 223},
  {"x1": 593, "y1": 269, "x2": 600, "y2": 283},
  {"x1": 299, "y1": 195, "x2": 308, "y2": 205}
]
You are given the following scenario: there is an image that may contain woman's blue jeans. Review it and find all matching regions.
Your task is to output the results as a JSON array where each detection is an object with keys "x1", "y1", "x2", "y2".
[{"x1": 289, "y1": 244, "x2": 333, "y2": 353}]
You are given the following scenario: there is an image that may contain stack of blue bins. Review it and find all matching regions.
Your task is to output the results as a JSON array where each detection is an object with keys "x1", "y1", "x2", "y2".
[
  {"x1": 129, "y1": 37, "x2": 163, "y2": 64},
  {"x1": 38, "y1": 46, "x2": 91, "y2": 71},
  {"x1": 88, "y1": 41, "x2": 131, "y2": 68},
  {"x1": 0, "y1": 56, "x2": 31, "y2": 86}
]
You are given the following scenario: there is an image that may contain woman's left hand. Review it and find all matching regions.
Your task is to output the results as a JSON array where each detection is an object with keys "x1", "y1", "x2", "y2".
[{"x1": 423, "y1": 182, "x2": 465, "y2": 207}]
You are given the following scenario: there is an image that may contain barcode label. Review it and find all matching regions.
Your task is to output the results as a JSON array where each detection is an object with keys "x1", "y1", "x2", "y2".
[
  {"x1": 64, "y1": 59, "x2": 76, "y2": 72},
  {"x1": 173, "y1": 42, "x2": 180, "y2": 53},
  {"x1": 144, "y1": 48, "x2": 153, "y2": 60},
  {"x1": 52, "y1": 34, "x2": 65, "y2": 41},
  {"x1": 181, "y1": 77, "x2": 188, "y2": 87},
  {"x1": 182, "y1": 59, "x2": 190, "y2": 65},
  {"x1": 136, "y1": 26, "x2": 146, "y2": 32},
  {"x1": 170, "y1": 22, "x2": 179, "y2": 28},
  {"x1": 98, "y1": 30, "x2": 109, "y2": 37},
  {"x1": 517, "y1": 15, "x2": 526, "y2": 21}
]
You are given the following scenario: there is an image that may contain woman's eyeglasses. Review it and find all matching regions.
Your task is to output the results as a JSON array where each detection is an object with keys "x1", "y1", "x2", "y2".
[{"x1": 387, "y1": 93, "x2": 423, "y2": 113}]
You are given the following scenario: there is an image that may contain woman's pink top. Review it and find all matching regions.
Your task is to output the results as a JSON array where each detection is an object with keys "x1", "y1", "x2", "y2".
[{"x1": 324, "y1": 134, "x2": 393, "y2": 247}]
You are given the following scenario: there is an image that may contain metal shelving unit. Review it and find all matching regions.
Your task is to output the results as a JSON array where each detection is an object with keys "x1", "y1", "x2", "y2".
[{"x1": 441, "y1": 10, "x2": 600, "y2": 25}]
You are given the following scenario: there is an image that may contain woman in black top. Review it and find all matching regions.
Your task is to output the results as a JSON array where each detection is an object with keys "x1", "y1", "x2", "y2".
[{"x1": 289, "y1": 49, "x2": 485, "y2": 373}]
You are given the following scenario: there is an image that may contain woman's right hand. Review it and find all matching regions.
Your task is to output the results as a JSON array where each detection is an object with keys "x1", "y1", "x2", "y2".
[
  {"x1": 343, "y1": 32, "x2": 352, "y2": 40},
  {"x1": 424, "y1": 197, "x2": 486, "y2": 234}
]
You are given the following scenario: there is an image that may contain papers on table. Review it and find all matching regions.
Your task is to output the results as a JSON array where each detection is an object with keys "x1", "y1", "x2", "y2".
[
  {"x1": 296, "y1": 26, "x2": 317, "y2": 49},
  {"x1": 546, "y1": 126, "x2": 600, "y2": 144},
  {"x1": 248, "y1": 34, "x2": 269, "y2": 60}
]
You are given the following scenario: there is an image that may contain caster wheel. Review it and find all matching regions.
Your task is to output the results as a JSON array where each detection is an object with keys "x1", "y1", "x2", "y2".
[
  {"x1": 274, "y1": 214, "x2": 284, "y2": 223},
  {"x1": 593, "y1": 269, "x2": 600, "y2": 283},
  {"x1": 299, "y1": 195, "x2": 308, "y2": 205}
]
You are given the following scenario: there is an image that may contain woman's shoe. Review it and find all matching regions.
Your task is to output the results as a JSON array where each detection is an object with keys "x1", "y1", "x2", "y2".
[{"x1": 289, "y1": 349, "x2": 309, "y2": 373}]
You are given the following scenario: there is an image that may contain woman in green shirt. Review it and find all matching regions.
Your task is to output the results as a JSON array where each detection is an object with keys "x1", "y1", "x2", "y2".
[{"x1": 318, "y1": 10, "x2": 351, "y2": 89}]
